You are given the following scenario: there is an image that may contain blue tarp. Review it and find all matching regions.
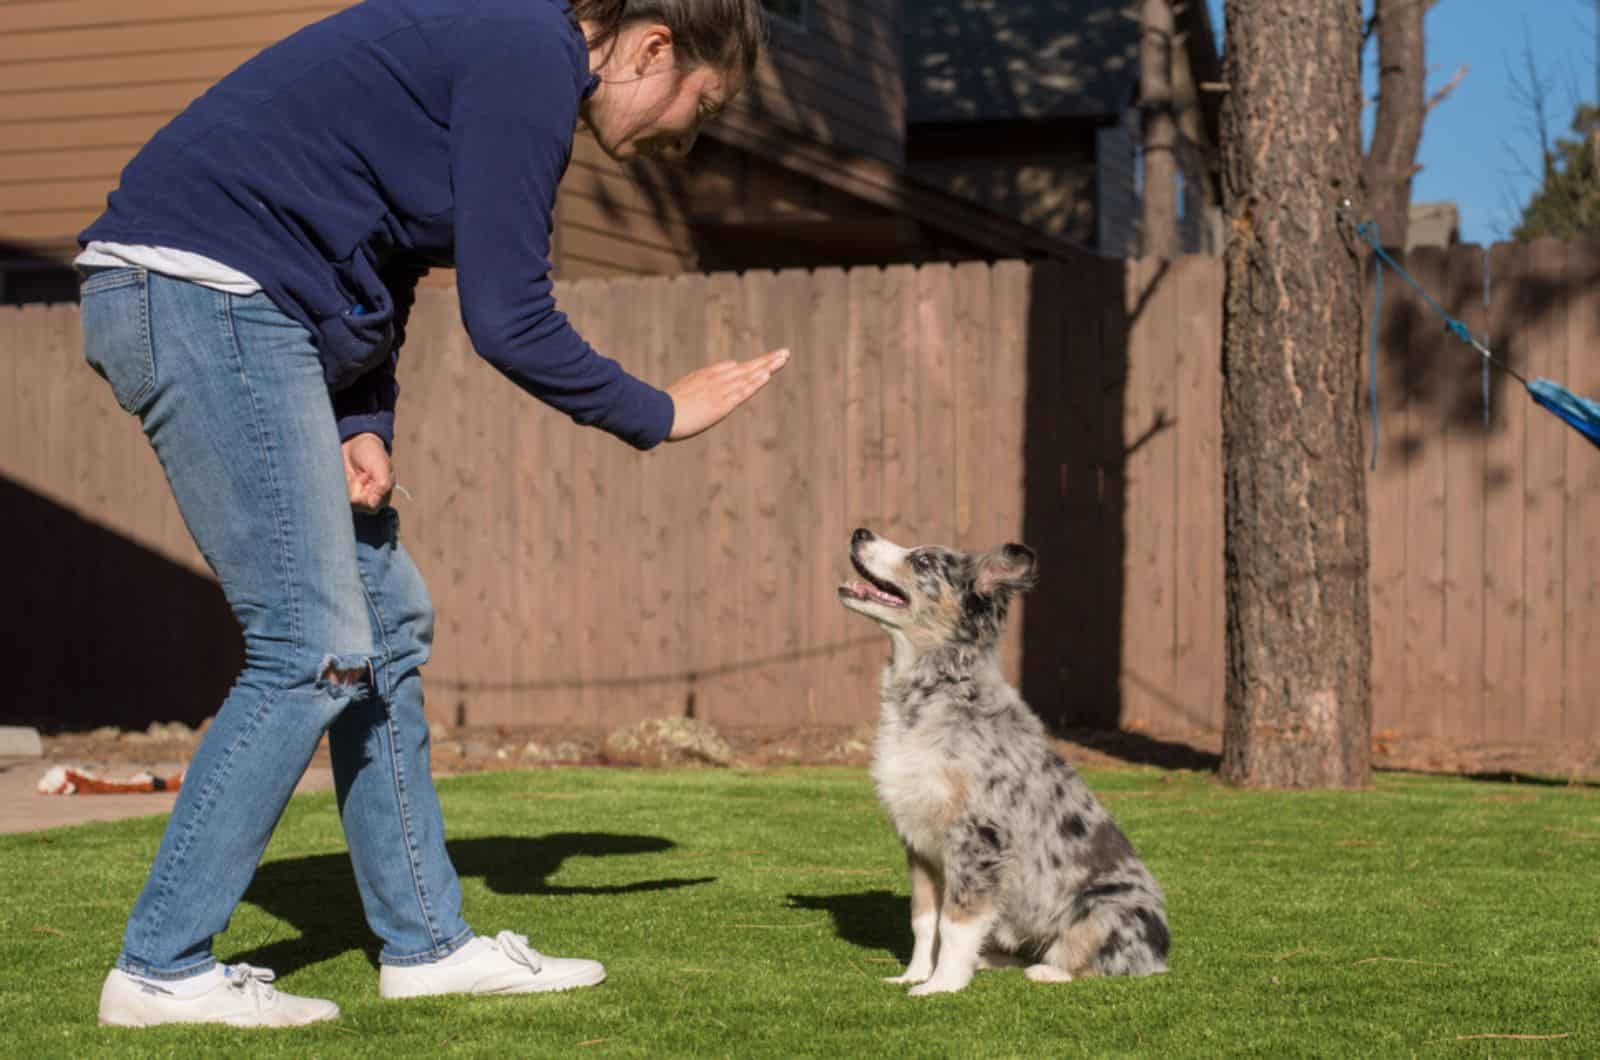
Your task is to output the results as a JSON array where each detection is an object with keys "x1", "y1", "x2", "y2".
[{"x1": 1527, "y1": 378, "x2": 1600, "y2": 450}]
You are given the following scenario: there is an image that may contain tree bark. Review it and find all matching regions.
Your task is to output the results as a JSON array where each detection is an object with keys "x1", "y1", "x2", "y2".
[
  {"x1": 1362, "y1": 0, "x2": 1426, "y2": 248},
  {"x1": 1218, "y1": 0, "x2": 1372, "y2": 788},
  {"x1": 1140, "y1": 0, "x2": 1179, "y2": 258}
]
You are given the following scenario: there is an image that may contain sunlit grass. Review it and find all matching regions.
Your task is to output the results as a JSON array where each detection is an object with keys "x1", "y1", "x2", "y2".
[{"x1": 2, "y1": 765, "x2": 1596, "y2": 1057}]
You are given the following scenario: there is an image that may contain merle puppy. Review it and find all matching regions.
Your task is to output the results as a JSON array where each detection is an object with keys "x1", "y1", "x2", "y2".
[{"x1": 838, "y1": 528, "x2": 1169, "y2": 995}]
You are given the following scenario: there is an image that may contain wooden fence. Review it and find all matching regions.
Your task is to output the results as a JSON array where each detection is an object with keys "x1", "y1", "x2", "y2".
[{"x1": 3, "y1": 246, "x2": 1599, "y2": 749}]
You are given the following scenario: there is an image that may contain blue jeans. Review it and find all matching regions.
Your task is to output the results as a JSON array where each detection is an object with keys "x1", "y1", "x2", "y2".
[{"x1": 79, "y1": 267, "x2": 472, "y2": 978}]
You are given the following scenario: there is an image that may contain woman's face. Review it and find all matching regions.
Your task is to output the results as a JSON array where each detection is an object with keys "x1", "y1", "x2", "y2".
[{"x1": 582, "y1": 23, "x2": 738, "y2": 162}]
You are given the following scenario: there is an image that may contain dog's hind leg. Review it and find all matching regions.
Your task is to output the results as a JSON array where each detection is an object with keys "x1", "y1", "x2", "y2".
[
  {"x1": 1024, "y1": 963, "x2": 1074, "y2": 983},
  {"x1": 884, "y1": 847, "x2": 942, "y2": 985},
  {"x1": 977, "y1": 949, "x2": 1027, "y2": 970}
]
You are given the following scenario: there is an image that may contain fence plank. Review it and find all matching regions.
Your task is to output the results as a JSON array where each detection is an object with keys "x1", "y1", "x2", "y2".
[
  {"x1": 1442, "y1": 246, "x2": 1487, "y2": 743},
  {"x1": 733, "y1": 269, "x2": 783, "y2": 718},
  {"x1": 1563, "y1": 241, "x2": 1600, "y2": 745},
  {"x1": 881, "y1": 264, "x2": 919, "y2": 545},
  {"x1": 764, "y1": 268, "x2": 817, "y2": 724},
  {"x1": 841, "y1": 266, "x2": 889, "y2": 704},
  {"x1": 608, "y1": 275, "x2": 659, "y2": 725},
  {"x1": 1397, "y1": 249, "x2": 1451, "y2": 740},
  {"x1": 983, "y1": 261, "x2": 1029, "y2": 686},
  {"x1": 913, "y1": 263, "x2": 957, "y2": 543},
  {"x1": 806, "y1": 267, "x2": 858, "y2": 724},
  {"x1": 1121, "y1": 257, "x2": 1179, "y2": 732},
  {"x1": 1018, "y1": 260, "x2": 1068, "y2": 722},
  {"x1": 1173, "y1": 255, "x2": 1224, "y2": 734},
  {"x1": 690, "y1": 271, "x2": 745, "y2": 725},
  {"x1": 1481, "y1": 243, "x2": 1531, "y2": 746},
  {"x1": 951, "y1": 261, "x2": 986, "y2": 551},
  {"x1": 656, "y1": 273, "x2": 707, "y2": 720},
  {"x1": 1524, "y1": 240, "x2": 1570, "y2": 747}
]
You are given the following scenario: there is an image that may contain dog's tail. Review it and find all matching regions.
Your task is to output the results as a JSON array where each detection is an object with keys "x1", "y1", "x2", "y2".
[{"x1": 1051, "y1": 892, "x2": 1170, "y2": 978}]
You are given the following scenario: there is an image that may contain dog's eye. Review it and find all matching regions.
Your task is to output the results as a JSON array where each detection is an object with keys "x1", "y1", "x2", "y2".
[{"x1": 909, "y1": 552, "x2": 932, "y2": 572}]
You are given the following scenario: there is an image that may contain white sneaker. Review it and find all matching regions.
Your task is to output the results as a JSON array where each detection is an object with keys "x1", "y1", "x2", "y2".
[
  {"x1": 378, "y1": 931, "x2": 606, "y2": 998},
  {"x1": 98, "y1": 964, "x2": 340, "y2": 1028}
]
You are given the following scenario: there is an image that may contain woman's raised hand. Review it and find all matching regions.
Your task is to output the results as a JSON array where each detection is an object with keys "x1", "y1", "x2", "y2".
[{"x1": 665, "y1": 348, "x2": 790, "y2": 442}]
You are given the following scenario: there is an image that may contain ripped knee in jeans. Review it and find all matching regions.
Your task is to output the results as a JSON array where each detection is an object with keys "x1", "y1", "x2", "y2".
[{"x1": 316, "y1": 654, "x2": 376, "y2": 699}]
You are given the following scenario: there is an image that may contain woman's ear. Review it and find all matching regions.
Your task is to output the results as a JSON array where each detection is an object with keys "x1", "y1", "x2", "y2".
[
  {"x1": 975, "y1": 543, "x2": 1038, "y2": 595},
  {"x1": 634, "y1": 23, "x2": 675, "y2": 75}
]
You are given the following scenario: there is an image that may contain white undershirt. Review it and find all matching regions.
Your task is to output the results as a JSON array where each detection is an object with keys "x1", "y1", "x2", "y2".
[{"x1": 75, "y1": 242, "x2": 262, "y2": 296}]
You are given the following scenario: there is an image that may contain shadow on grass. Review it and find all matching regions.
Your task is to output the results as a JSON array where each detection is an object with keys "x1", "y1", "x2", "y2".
[
  {"x1": 1375, "y1": 765, "x2": 1600, "y2": 789},
  {"x1": 1056, "y1": 727, "x2": 1221, "y2": 773},
  {"x1": 787, "y1": 890, "x2": 911, "y2": 963},
  {"x1": 232, "y1": 832, "x2": 715, "y2": 975}
]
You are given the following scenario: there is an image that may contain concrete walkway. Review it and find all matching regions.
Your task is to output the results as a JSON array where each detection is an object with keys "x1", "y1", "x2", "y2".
[{"x1": 0, "y1": 757, "x2": 335, "y2": 835}]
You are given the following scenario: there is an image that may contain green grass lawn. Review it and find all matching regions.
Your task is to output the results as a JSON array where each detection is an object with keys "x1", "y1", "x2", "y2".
[{"x1": 1, "y1": 765, "x2": 1597, "y2": 1058}]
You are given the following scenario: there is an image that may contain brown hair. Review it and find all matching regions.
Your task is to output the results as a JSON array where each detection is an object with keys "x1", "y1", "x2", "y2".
[{"x1": 568, "y1": 0, "x2": 767, "y2": 84}]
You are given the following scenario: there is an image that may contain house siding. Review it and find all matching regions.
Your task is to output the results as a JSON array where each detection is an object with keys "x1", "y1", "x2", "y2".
[
  {"x1": 0, "y1": 0, "x2": 903, "y2": 279},
  {"x1": 1095, "y1": 113, "x2": 1140, "y2": 257},
  {"x1": 0, "y1": 1, "x2": 346, "y2": 265},
  {"x1": 907, "y1": 132, "x2": 1098, "y2": 246},
  {"x1": 716, "y1": 0, "x2": 903, "y2": 170}
]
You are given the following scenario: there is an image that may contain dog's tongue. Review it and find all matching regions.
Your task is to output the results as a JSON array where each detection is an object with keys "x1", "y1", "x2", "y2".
[{"x1": 841, "y1": 579, "x2": 902, "y2": 605}]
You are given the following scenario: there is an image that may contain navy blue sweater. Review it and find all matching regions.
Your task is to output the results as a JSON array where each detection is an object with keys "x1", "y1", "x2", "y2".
[{"x1": 80, "y1": 0, "x2": 674, "y2": 450}]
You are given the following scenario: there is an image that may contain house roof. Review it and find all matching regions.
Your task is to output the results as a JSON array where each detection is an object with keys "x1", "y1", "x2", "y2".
[
  {"x1": 704, "y1": 117, "x2": 1099, "y2": 265},
  {"x1": 905, "y1": 0, "x2": 1221, "y2": 130}
]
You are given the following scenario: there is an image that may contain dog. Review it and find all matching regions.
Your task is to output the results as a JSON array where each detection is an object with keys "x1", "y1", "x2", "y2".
[{"x1": 837, "y1": 528, "x2": 1169, "y2": 996}]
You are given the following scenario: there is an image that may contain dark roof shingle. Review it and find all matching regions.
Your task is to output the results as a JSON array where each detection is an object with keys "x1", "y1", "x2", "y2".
[{"x1": 904, "y1": 0, "x2": 1141, "y2": 124}]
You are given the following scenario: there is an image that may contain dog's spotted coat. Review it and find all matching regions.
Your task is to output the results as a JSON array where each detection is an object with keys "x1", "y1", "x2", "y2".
[{"x1": 839, "y1": 529, "x2": 1169, "y2": 995}]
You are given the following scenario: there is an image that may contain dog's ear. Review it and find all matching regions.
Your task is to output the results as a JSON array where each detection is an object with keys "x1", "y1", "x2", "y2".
[{"x1": 976, "y1": 543, "x2": 1037, "y2": 595}]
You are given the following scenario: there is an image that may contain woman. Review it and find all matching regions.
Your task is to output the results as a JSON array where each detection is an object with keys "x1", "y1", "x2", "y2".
[{"x1": 78, "y1": 0, "x2": 781, "y2": 1028}]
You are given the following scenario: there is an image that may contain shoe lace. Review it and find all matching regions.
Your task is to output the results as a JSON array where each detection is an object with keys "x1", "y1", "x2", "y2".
[
  {"x1": 224, "y1": 963, "x2": 279, "y2": 1004},
  {"x1": 491, "y1": 931, "x2": 545, "y2": 975}
]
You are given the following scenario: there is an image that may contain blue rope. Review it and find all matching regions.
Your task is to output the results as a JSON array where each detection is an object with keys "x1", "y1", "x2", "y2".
[{"x1": 1347, "y1": 213, "x2": 1528, "y2": 469}]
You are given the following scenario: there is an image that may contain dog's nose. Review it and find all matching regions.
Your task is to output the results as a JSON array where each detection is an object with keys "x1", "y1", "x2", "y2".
[{"x1": 852, "y1": 528, "x2": 874, "y2": 546}]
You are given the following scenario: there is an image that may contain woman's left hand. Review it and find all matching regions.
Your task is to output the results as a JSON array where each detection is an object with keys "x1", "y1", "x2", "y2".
[
  {"x1": 342, "y1": 432, "x2": 394, "y2": 513},
  {"x1": 665, "y1": 348, "x2": 790, "y2": 441}
]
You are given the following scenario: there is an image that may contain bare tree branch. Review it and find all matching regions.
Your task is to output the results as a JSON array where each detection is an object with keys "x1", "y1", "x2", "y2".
[
  {"x1": 1363, "y1": 0, "x2": 1428, "y2": 244},
  {"x1": 1426, "y1": 63, "x2": 1468, "y2": 111}
]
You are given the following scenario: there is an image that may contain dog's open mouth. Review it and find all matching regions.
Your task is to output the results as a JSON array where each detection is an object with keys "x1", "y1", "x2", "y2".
[{"x1": 839, "y1": 553, "x2": 909, "y2": 608}]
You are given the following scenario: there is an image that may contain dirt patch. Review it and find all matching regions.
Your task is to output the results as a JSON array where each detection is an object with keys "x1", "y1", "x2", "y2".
[{"x1": 35, "y1": 717, "x2": 1600, "y2": 784}]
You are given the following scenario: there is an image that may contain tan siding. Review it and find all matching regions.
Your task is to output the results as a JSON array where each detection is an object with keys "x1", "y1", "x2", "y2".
[
  {"x1": 717, "y1": 0, "x2": 904, "y2": 168},
  {"x1": 0, "y1": 10, "x2": 335, "y2": 62},
  {"x1": 0, "y1": 0, "x2": 340, "y2": 34},
  {"x1": 0, "y1": 114, "x2": 168, "y2": 155},
  {"x1": 0, "y1": 45, "x2": 261, "y2": 94},
  {"x1": 558, "y1": 222, "x2": 693, "y2": 277},
  {"x1": 1, "y1": 146, "x2": 143, "y2": 184},
  {"x1": 909, "y1": 149, "x2": 1098, "y2": 244},
  {"x1": 0, "y1": 0, "x2": 902, "y2": 270},
  {"x1": 556, "y1": 136, "x2": 702, "y2": 278}
]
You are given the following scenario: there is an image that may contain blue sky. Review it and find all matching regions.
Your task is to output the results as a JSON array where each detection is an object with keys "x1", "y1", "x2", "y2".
[{"x1": 1205, "y1": 0, "x2": 1597, "y2": 245}]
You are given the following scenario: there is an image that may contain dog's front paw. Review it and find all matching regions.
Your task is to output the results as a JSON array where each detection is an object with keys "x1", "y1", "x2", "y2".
[
  {"x1": 882, "y1": 965, "x2": 932, "y2": 985},
  {"x1": 907, "y1": 974, "x2": 971, "y2": 997},
  {"x1": 906, "y1": 965, "x2": 974, "y2": 996}
]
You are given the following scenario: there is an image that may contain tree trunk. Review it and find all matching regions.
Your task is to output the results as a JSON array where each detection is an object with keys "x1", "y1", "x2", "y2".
[
  {"x1": 1140, "y1": 0, "x2": 1179, "y2": 258},
  {"x1": 1219, "y1": 0, "x2": 1372, "y2": 789},
  {"x1": 1362, "y1": 0, "x2": 1426, "y2": 248}
]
